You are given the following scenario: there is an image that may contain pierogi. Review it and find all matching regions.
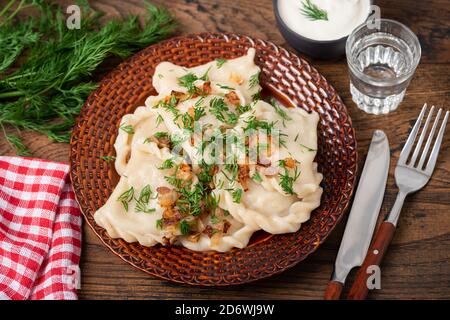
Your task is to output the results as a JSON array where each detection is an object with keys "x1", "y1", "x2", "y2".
[{"x1": 94, "y1": 48, "x2": 323, "y2": 252}]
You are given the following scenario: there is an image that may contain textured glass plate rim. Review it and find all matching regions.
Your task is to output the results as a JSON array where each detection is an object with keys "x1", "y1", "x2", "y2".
[{"x1": 69, "y1": 32, "x2": 359, "y2": 286}]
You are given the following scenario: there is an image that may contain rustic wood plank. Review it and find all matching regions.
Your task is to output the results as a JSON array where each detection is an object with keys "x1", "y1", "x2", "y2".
[{"x1": 0, "y1": 0, "x2": 449, "y2": 299}]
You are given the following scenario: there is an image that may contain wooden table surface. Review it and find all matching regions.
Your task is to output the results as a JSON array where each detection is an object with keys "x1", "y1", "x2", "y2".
[{"x1": 1, "y1": 0, "x2": 449, "y2": 300}]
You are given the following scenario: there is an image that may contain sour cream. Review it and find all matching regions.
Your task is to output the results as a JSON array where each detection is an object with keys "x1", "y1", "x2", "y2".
[{"x1": 278, "y1": 0, "x2": 371, "y2": 41}]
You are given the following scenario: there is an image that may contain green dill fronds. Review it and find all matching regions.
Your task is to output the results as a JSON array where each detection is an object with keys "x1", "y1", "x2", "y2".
[
  {"x1": 231, "y1": 188, "x2": 243, "y2": 203},
  {"x1": 117, "y1": 186, "x2": 134, "y2": 211},
  {"x1": 300, "y1": 0, "x2": 328, "y2": 21},
  {"x1": 0, "y1": 1, "x2": 176, "y2": 154},
  {"x1": 216, "y1": 58, "x2": 227, "y2": 68},
  {"x1": 135, "y1": 185, "x2": 155, "y2": 213},
  {"x1": 101, "y1": 155, "x2": 116, "y2": 162},
  {"x1": 5, "y1": 133, "x2": 31, "y2": 156},
  {"x1": 158, "y1": 159, "x2": 174, "y2": 170},
  {"x1": 236, "y1": 104, "x2": 251, "y2": 114},
  {"x1": 249, "y1": 71, "x2": 260, "y2": 88},
  {"x1": 299, "y1": 143, "x2": 317, "y2": 151},
  {"x1": 120, "y1": 124, "x2": 134, "y2": 134},
  {"x1": 251, "y1": 171, "x2": 263, "y2": 183},
  {"x1": 154, "y1": 131, "x2": 169, "y2": 139},
  {"x1": 156, "y1": 219, "x2": 163, "y2": 230},
  {"x1": 180, "y1": 220, "x2": 190, "y2": 235},
  {"x1": 209, "y1": 97, "x2": 238, "y2": 125},
  {"x1": 278, "y1": 161, "x2": 301, "y2": 195},
  {"x1": 252, "y1": 90, "x2": 261, "y2": 101},
  {"x1": 269, "y1": 98, "x2": 292, "y2": 125},
  {"x1": 156, "y1": 114, "x2": 164, "y2": 127},
  {"x1": 217, "y1": 84, "x2": 235, "y2": 91}
]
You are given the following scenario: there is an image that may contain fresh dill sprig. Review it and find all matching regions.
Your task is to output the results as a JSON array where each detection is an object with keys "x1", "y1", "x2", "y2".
[
  {"x1": 177, "y1": 68, "x2": 210, "y2": 96},
  {"x1": 209, "y1": 97, "x2": 238, "y2": 125},
  {"x1": 278, "y1": 160, "x2": 301, "y2": 195},
  {"x1": 178, "y1": 73, "x2": 199, "y2": 95},
  {"x1": 134, "y1": 185, "x2": 155, "y2": 214},
  {"x1": 217, "y1": 84, "x2": 235, "y2": 91},
  {"x1": 120, "y1": 124, "x2": 134, "y2": 134},
  {"x1": 299, "y1": 143, "x2": 317, "y2": 151},
  {"x1": 100, "y1": 155, "x2": 116, "y2": 162},
  {"x1": 251, "y1": 171, "x2": 263, "y2": 183},
  {"x1": 249, "y1": 71, "x2": 260, "y2": 88},
  {"x1": 158, "y1": 158, "x2": 175, "y2": 170},
  {"x1": 236, "y1": 104, "x2": 251, "y2": 114},
  {"x1": 156, "y1": 114, "x2": 164, "y2": 127},
  {"x1": 0, "y1": 1, "x2": 176, "y2": 154},
  {"x1": 117, "y1": 186, "x2": 134, "y2": 212},
  {"x1": 269, "y1": 98, "x2": 292, "y2": 126},
  {"x1": 252, "y1": 90, "x2": 261, "y2": 101},
  {"x1": 216, "y1": 58, "x2": 227, "y2": 68},
  {"x1": 5, "y1": 133, "x2": 31, "y2": 156},
  {"x1": 156, "y1": 219, "x2": 163, "y2": 230},
  {"x1": 300, "y1": 0, "x2": 328, "y2": 21},
  {"x1": 154, "y1": 131, "x2": 169, "y2": 139},
  {"x1": 231, "y1": 188, "x2": 243, "y2": 203},
  {"x1": 179, "y1": 220, "x2": 191, "y2": 235}
]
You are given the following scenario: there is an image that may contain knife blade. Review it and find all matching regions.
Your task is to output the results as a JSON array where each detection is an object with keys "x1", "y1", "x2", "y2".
[{"x1": 324, "y1": 130, "x2": 390, "y2": 300}]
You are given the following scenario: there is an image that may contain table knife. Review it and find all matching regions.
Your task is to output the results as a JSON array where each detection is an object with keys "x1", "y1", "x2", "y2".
[{"x1": 323, "y1": 130, "x2": 390, "y2": 300}]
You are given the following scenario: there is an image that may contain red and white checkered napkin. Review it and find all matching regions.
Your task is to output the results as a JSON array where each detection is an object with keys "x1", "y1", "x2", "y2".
[{"x1": 0, "y1": 156, "x2": 82, "y2": 300}]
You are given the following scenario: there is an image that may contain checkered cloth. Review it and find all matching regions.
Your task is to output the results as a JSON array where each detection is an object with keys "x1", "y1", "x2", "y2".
[{"x1": 0, "y1": 156, "x2": 82, "y2": 300}]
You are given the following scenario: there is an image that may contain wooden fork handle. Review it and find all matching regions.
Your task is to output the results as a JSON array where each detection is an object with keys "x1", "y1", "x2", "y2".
[
  {"x1": 324, "y1": 281, "x2": 343, "y2": 300},
  {"x1": 347, "y1": 221, "x2": 396, "y2": 300}
]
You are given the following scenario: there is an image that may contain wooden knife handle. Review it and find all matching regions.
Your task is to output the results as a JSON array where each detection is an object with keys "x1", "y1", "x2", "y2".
[
  {"x1": 324, "y1": 281, "x2": 343, "y2": 300},
  {"x1": 347, "y1": 221, "x2": 396, "y2": 300}
]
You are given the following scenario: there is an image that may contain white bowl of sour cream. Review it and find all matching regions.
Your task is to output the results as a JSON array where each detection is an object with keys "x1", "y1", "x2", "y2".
[{"x1": 273, "y1": 0, "x2": 372, "y2": 59}]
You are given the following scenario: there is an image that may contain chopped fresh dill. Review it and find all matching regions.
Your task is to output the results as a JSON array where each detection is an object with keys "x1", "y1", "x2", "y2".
[
  {"x1": 269, "y1": 98, "x2": 292, "y2": 126},
  {"x1": 180, "y1": 220, "x2": 191, "y2": 235},
  {"x1": 300, "y1": 0, "x2": 328, "y2": 21},
  {"x1": 101, "y1": 155, "x2": 116, "y2": 162},
  {"x1": 252, "y1": 90, "x2": 261, "y2": 101},
  {"x1": 154, "y1": 131, "x2": 169, "y2": 138},
  {"x1": 177, "y1": 73, "x2": 199, "y2": 95},
  {"x1": 135, "y1": 185, "x2": 156, "y2": 213},
  {"x1": 178, "y1": 68, "x2": 210, "y2": 96},
  {"x1": 5, "y1": 134, "x2": 31, "y2": 156},
  {"x1": 209, "y1": 97, "x2": 238, "y2": 125},
  {"x1": 231, "y1": 188, "x2": 243, "y2": 203},
  {"x1": 217, "y1": 84, "x2": 235, "y2": 90},
  {"x1": 156, "y1": 114, "x2": 164, "y2": 127},
  {"x1": 278, "y1": 160, "x2": 301, "y2": 195},
  {"x1": 244, "y1": 116, "x2": 275, "y2": 133},
  {"x1": 194, "y1": 105, "x2": 206, "y2": 121},
  {"x1": 300, "y1": 143, "x2": 317, "y2": 151},
  {"x1": 216, "y1": 58, "x2": 227, "y2": 68},
  {"x1": 210, "y1": 214, "x2": 220, "y2": 224},
  {"x1": 117, "y1": 186, "x2": 134, "y2": 211},
  {"x1": 251, "y1": 171, "x2": 263, "y2": 183},
  {"x1": 120, "y1": 124, "x2": 134, "y2": 134},
  {"x1": 158, "y1": 158, "x2": 175, "y2": 170},
  {"x1": 249, "y1": 71, "x2": 260, "y2": 88},
  {"x1": 236, "y1": 104, "x2": 251, "y2": 114}
]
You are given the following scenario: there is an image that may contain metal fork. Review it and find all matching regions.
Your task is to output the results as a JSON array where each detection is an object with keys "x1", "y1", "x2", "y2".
[{"x1": 347, "y1": 104, "x2": 449, "y2": 300}]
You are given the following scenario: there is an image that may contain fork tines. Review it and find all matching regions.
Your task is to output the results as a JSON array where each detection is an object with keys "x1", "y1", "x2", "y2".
[{"x1": 399, "y1": 104, "x2": 449, "y2": 174}]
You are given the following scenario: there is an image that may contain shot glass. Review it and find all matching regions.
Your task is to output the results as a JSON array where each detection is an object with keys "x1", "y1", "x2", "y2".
[{"x1": 346, "y1": 19, "x2": 421, "y2": 115}]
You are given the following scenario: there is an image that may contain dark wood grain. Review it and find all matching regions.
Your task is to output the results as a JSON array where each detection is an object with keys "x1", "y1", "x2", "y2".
[
  {"x1": 324, "y1": 281, "x2": 344, "y2": 300},
  {"x1": 0, "y1": 0, "x2": 449, "y2": 299},
  {"x1": 347, "y1": 222, "x2": 397, "y2": 300}
]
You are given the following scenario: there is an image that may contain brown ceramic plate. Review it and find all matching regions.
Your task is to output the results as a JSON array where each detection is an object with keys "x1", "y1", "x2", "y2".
[{"x1": 70, "y1": 33, "x2": 358, "y2": 286}]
